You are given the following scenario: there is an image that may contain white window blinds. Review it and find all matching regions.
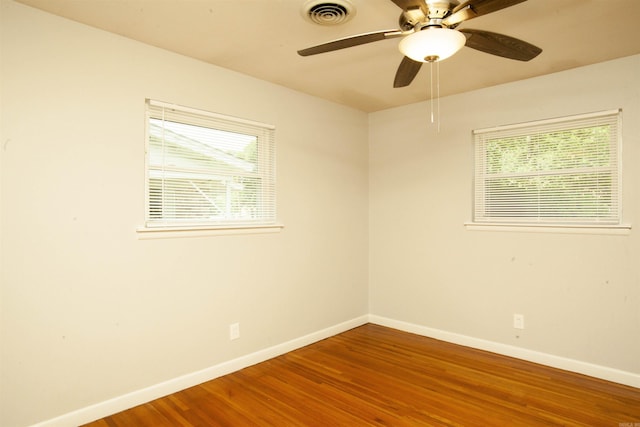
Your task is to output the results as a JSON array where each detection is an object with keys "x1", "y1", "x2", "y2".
[
  {"x1": 145, "y1": 100, "x2": 276, "y2": 228},
  {"x1": 473, "y1": 110, "x2": 621, "y2": 225}
]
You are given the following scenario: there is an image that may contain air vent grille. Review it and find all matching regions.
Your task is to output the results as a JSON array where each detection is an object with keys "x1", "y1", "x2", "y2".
[{"x1": 303, "y1": 0, "x2": 355, "y2": 26}]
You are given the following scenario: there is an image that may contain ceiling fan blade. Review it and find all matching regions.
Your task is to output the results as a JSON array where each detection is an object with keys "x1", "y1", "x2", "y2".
[
  {"x1": 442, "y1": 5, "x2": 477, "y2": 26},
  {"x1": 389, "y1": 0, "x2": 427, "y2": 13},
  {"x1": 460, "y1": 29, "x2": 541, "y2": 61},
  {"x1": 394, "y1": 56, "x2": 423, "y2": 88},
  {"x1": 446, "y1": 0, "x2": 526, "y2": 26},
  {"x1": 297, "y1": 30, "x2": 404, "y2": 56}
]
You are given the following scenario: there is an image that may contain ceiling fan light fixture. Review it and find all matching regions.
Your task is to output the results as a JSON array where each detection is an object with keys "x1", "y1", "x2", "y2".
[{"x1": 398, "y1": 27, "x2": 466, "y2": 62}]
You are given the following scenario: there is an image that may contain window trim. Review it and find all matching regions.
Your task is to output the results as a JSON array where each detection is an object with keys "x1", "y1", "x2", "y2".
[
  {"x1": 136, "y1": 223, "x2": 284, "y2": 239},
  {"x1": 140, "y1": 100, "x2": 280, "y2": 235},
  {"x1": 469, "y1": 109, "x2": 627, "y2": 232},
  {"x1": 464, "y1": 222, "x2": 631, "y2": 235}
]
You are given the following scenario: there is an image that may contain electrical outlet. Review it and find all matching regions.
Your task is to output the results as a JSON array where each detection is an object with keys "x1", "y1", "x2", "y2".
[
  {"x1": 229, "y1": 323, "x2": 240, "y2": 340},
  {"x1": 513, "y1": 314, "x2": 525, "y2": 330}
]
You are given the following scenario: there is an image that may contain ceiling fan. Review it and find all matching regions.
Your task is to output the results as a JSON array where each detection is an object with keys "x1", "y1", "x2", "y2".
[{"x1": 297, "y1": 0, "x2": 542, "y2": 88}]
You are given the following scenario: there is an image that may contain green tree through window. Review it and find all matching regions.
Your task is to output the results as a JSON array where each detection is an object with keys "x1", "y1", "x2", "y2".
[{"x1": 474, "y1": 110, "x2": 621, "y2": 225}]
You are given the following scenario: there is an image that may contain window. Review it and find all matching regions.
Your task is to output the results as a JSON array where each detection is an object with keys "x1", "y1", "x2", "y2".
[
  {"x1": 144, "y1": 100, "x2": 276, "y2": 229},
  {"x1": 473, "y1": 110, "x2": 621, "y2": 226}
]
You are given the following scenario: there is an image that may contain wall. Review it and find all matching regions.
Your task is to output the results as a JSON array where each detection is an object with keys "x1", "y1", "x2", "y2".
[
  {"x1": 370, "y1": 54, "x2": 640, "y2": 379},
  {"x1": 0, "y1": 1, "x2": 369, "y2": 426}
]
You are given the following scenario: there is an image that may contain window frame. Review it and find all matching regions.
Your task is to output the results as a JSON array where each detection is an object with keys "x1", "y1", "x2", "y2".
[
  {"x1": 468, "y1": 109, "x2": 630, "y2": 233},
  {"x1": 138, "y1": 100, "x2": 281, "y2": 237}
]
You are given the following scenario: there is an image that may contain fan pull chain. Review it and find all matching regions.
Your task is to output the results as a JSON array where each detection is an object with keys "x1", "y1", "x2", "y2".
[
  {"x1": 428, "y1": 60, "x2": 441, "y2": 133},
  {"x1": 436, "y1": 60, "x2": 441, "y2": 133},
  {"x1": 430, "y1": 61, "x2": 434, "y2": 124}
]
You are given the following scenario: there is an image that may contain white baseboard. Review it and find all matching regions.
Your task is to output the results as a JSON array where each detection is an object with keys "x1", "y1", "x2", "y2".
[
  {"x1": 32, "y1": 315, "x2": 369, "y2": 427},
  {"x1": 369, "y1": 314, "x2": 640, "y2": 389},
  {"x1": 31, "y1": 314, "x2": 639, "y2": 426}
]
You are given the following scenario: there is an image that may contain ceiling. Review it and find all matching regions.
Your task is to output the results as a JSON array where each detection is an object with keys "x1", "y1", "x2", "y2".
[{"x1": 14, "y1": 0, "x2": 640, "y2": 112}]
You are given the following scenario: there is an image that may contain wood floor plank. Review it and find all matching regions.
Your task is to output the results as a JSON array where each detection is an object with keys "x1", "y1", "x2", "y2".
[{"x1": 83, "y1": 324, "x2": 640, "y2": 426}]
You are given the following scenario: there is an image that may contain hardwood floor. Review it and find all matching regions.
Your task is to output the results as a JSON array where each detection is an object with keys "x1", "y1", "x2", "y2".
[{"x1": 85, "y1": 324, "x2": 640, "y2": 426}]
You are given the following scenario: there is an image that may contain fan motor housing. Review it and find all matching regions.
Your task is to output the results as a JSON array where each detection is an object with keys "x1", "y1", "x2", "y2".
[{"x1": 302, "y1": 0, "x2": 355, "y2": 26}]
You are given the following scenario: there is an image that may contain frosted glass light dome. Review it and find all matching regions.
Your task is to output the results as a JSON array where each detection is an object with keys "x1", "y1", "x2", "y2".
[{"x1": 399, "y1": 27, "x2": 466, "y2": 62}]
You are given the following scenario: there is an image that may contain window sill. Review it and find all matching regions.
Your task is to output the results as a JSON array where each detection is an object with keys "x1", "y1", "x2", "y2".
[
  {"x1": 136, "y1": 224, "x2": 284, "y2": 239},
  {"x1": 464, "y1": 222, "x2": 631, "y2": 235}
]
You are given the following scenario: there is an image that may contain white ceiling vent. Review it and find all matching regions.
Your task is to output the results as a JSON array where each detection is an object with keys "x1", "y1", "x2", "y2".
[{"x1": 302, "y1": 0, "x2": 355, "y2": 26}]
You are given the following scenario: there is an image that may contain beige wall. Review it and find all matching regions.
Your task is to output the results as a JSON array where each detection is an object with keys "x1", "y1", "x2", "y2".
[
  {"x1": 369, "y1": 55, "x2": 639, "y2": 376},
  {"x1": 0, "y1": 2, "x2": 369, "y2": 425}
]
